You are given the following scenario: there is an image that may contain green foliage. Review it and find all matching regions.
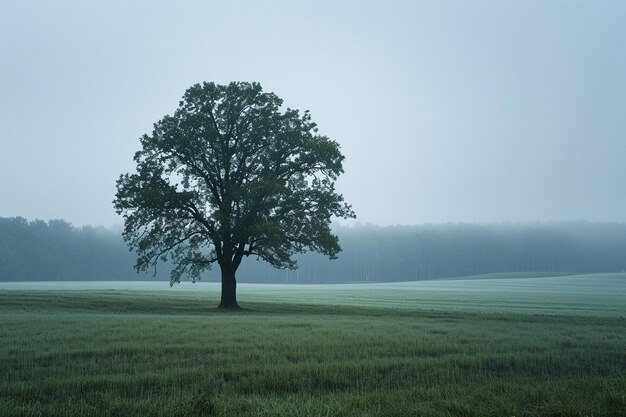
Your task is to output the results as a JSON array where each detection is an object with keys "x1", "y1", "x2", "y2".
[
  {"x1": 1, "y1": 280, "x2": 625, "y2": 417},
  {"x1": 114, "y1": 82, "x2": 354, "y2": 284}
]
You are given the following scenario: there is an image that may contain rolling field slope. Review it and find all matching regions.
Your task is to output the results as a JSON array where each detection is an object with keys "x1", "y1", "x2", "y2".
[{"x1": 1, "y1": 273, "x2": 625, "y2": 416}]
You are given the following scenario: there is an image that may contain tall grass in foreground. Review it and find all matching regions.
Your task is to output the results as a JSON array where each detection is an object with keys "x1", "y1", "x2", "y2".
[{"x1": 1, "y1": 284, "x2": 625, "y2": 416}]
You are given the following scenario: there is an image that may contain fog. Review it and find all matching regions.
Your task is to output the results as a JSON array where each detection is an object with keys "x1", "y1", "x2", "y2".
[
  {"x1": 1, "y1": 1, "x2": 626, "y2": 226},
  {"x1": 3, "y1": 218, "x2": 626, "y2": 283}
]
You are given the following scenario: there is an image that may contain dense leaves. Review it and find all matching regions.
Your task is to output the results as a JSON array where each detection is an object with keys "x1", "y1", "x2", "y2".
[{"x1": 113, "y1": 82, "x2": 354, "y2": 297}]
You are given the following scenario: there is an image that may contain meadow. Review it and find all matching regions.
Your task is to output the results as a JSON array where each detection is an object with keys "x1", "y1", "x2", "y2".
[{"x1": 1, "y1": 273, "x2": 625, "y2": 416}]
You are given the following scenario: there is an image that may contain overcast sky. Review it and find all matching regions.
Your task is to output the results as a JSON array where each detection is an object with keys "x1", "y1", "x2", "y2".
[{"x1": 1, "y1": 1, "x2": 626, "y2": 227}]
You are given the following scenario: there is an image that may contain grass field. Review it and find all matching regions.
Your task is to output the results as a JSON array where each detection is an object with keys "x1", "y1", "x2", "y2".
[{"x1": 1, "y1": 273, "x2": 625, "y2": 416}]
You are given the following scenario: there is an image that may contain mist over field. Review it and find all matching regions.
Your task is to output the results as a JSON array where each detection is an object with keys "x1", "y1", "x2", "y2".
[
  {"x1": 3, "y1": 217, "x2": 626, "y2": 284},
  {"x1": 2, "y1": 1, "x2": 626, "y2": 416}
]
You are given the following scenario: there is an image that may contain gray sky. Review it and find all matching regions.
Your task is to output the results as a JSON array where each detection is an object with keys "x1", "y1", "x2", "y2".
[{"x1": 1, "y1": 0, "x2": 626, "y2": 227}]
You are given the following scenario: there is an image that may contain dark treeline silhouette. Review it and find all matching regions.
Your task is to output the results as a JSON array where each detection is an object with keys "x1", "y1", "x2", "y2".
[
  {"x1": 2, "y1": 217, "x2": 626, "y2": 283},
  {"x1": 239, "y1": 222, "x2": 626, "y2": 283},
  {"x1": 0, "y1": 217, "x2": 169, "y2": 281}
]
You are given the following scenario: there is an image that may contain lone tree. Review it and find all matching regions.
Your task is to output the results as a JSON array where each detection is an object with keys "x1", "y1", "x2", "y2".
[{"x1": 114, "y1": 82, "x2": 355, "y2": 308}]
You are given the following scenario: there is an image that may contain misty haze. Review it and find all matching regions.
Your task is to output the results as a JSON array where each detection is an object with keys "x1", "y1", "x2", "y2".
[{"x1": 1, "y1": 2, "x2": 625, "y2": 416}]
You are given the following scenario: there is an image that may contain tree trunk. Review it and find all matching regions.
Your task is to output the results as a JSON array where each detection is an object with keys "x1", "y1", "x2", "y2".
[{"x1": 218, "y1": 262, "x2": 240, "y2": 309}]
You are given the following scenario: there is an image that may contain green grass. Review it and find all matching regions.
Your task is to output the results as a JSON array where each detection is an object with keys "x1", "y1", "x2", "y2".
[
  {"x1": 1, "y1": 273, "x2": 625, "y2": 416},
  {"x1": 439, "y1": 271, "x2": 580, "y2": 280}
]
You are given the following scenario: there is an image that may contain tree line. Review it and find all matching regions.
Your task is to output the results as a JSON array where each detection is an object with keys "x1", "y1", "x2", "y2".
[
  {"x1": 2, "y1": 216, "x2": 626, "y2": 283},
  {"x1": 0, "y1": 217, "x2": 162, "y2": 281}
]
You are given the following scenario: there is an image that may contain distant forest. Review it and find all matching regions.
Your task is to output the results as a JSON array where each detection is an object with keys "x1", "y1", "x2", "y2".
[{"x1": 1, "y1": 217, "x2": 626, "y2": 283}]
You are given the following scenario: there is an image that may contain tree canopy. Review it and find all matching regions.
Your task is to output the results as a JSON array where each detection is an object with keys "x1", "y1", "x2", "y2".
[{"x1": 114, "y1": 81, "x2": 355, "y2": 307}]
